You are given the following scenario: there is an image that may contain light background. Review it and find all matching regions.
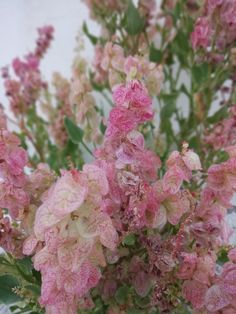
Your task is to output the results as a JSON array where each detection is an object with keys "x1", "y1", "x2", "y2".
[{"x1": 0, "y1": 0, "x2": 100, "y2": 102}]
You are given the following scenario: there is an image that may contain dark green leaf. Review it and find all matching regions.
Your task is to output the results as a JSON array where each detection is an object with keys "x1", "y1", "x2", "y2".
[
  {"x1": 0, "y1": 275, "x2": 21, "y2": 304},
  {"x1": 192, "y1": 63, "x2": 209, "y2": 86},
  {"x1": 100, "y1": 120, "x2": 106, "y2": 135},
  {"x1": 217, "y1": 248, "x2": 229, "y2": 265},
  {"x1": 32, "y1": 269, "x2": 41, "y2": 285},
  {"x1": 128, "y1": 309, "x2": 143, "y2": 314},
  {"x1": 82, "y1": 22, "x2": 98, "y2": 45},
  {"x1": 64, "y1": 117, "x2": 84, "y2": 144},
  {"x1": 207, "y1": 106, "x2": 228, "y2": 124},
  {"x1": 180, "y1": 84, "x2": 191, "y2": 98},
  {"x1": 115, "y1": 285, "x2": 129, "y2": 304},
  {"x1": 175, "y1": 30, "x2": 189, "y2": 53},
  {"x1": 160, "y1": 93, "x2": 178, "y2": 119},
  {"x1": 25, "y1": 284, "x2": 41, "y2": 297},
  {"x1": 17, "y1": 257, "x2": 33, "y2": 274},
  {"x1": 149, "y1": 44, "x2": 162, "y2": 63},
  {"x1": 171, "y1": 31, "x2": 190, "y2": 66},
  {"x1": 123, "y1": 234, "x2": 136, "y2": 246},
  {"x1": 124, "y1": 1, "x2": 145, "y2": 36},
  {"x1": 189, "y1": 136, "x2": 200, "y2": 151}
]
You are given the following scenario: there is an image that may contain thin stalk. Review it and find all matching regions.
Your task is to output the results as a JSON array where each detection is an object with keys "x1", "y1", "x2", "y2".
[
  {"x1": 81, "y1": 140, "x2": 93, "y2": 156},
  {"x1": 102, "y1": 91, "x2": 113, "y2": 107}
]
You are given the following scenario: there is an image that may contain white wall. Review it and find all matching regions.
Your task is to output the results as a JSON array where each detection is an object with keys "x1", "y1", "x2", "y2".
[{"x1": 0, "y1": 0, "x2": 100, "y2": 105}]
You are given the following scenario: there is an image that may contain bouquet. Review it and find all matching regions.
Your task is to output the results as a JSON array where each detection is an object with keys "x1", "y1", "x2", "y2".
[{"x1": 1, "y1": 0, "x2": 236, "y2": 313}]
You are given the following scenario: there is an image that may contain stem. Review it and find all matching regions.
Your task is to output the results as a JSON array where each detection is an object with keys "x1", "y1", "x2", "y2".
[
  {"x1": 81, "y1": 140, "x2": 93, "y2": 156},
  {"x1": 102, "y1": 91, "x2": 113, "y2": 107},
  {"x1": 20, "y1": 117, "x2": 45, "y2": 163}
]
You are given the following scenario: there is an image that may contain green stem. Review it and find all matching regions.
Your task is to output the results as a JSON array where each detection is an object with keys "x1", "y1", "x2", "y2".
[
  {"x1": 81, "y1": 141, "x2": 93, "y2": 156},
  {"x1": 102, "y1": 91, "x2": 114, "y2": 107}
]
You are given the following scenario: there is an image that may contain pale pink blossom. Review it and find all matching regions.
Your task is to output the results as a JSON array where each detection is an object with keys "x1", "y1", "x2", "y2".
[
  {"x1": 163, "y1": 165, "x2": 185, "y2": 194},
  {"x1": 182, "y1": 150, "x2": 202, "y2": 171},
  {"x1": 182, "y1": 280, "x2": 208, "y2": 309},
  {"x1": 177, "y1": 252, "x2": 197, "y2": 280},
  {"x1": 191, "y1": 17, "x2": 210, "y2": 50},
  {"x1": 205, "y1": 284, "x2": 232, "y2": 312},
  {"x1": 228, "y1": 247, "x2": 236, "y2": 262}
]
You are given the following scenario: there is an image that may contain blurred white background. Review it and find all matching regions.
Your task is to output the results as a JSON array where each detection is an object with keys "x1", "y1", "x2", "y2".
[{"x1": 0, "y1": 0, "x2": 100, "y2": 104}]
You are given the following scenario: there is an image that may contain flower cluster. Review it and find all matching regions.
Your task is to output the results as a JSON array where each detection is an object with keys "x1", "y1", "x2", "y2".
[
  {"x1": 191, "y1": 0, "x2": 236, "y2": 53},
  {"x1": 44, "y1": 72, "x2": 73, "y2": 147},
  {"x1": 70, "y1": 57, "x2": 102, "y2": 144},
  {"x1": 94, "y1": 80, "x2": 162, "y2": 233},
  {"x1": 2, "y1": 26, "x2": 54, "y2": 115},
  {"x1": 23, "y1": 165, "x2": 118, "y2": 313},
  {"x1": 93, "y1": 42, "x2": 163, "y2": 96},
  {"x1": 82, "y1": 0, "x2": 124, "y2": 21},
  {"x1": 205, "y1": 105, "x2": 236, "y2": 150},
  {"x1": 0, "y1": 108, "x2": 29, "y2": 219}
]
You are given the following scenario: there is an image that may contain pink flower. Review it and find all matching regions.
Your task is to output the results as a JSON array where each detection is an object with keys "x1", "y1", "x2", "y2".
[
  {"x1": 113, "y1": 80, "x2": 152, "y2": 110},
  {"x1": 30, "y1": 161, "x2": 119, "y2": 314},
  {"x1": 205, "y1": 284, "x2": 232, "y2": 312},
  {"x1": 0, "y1": 182, "x2": 29, "y2": 219},
  {"x1": 106, "y1": 80, "x2": 154, "y2": 139},
  {"x1": 23, "y1": 235, "x2": 38, "y2": 255},
  {"x1": 163, "y1": 165, "x2": 185, "y2": 194},
  {"x1": 160, "y1": 189, "x2": 190, "y2": 225},
  {"x1": 6, "y1": 147, "x2": 28, "y2": 176},
  {"x1": 228, "y1": 247, "x2": 236, "y2": 262},
  {"x1": 193, "y1": 254, "x2": 216, "y2": 285},
  {"x1": 205, "y1": 262, "x2": 236, "y2": 312},
  {"x1": 102, "y1": 279, "x2": 117, "y2": 299},
  {"x1": 182, "y1": 150, "x2": 202, "y2": 171},
  {"x1": 207, "y1": 157, "x2": 236, "y2": 192},
  {"x1": 191, "y1": 17, "x2": 210, "y2": 50},
  {"x1": 166, "y1": 150, "x2": 192, "y2": 182},
  {"x1": 34, "y1": 170, "x2": 87, "y2": 240},
  {"x1": 220, "y1": 263, "x2": 236, "y2": 295},
  {"x1": 207, "y1": 0, "x2": 223, "y2": 14},
  {"x1": 106, "y1": 107, "x2": 139, "y2": 138},
  {"x1": 35, "y1": 25, "x2": 54, "y2": 58},
  {"x1": 177, "y1": 252, "x2": 197, "y2": 280},
  {"x1": 182, "y1": 280, "x2": 208, "y2": 309},
  {"x1": 132, "y1": 271, "x2": 152, "y2": 297}
]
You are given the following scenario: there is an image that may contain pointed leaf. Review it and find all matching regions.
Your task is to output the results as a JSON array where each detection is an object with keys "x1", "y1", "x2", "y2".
[
  {"x1": 124, "y1": 1, "x2": 145, "y2": 36},
  {"x1": 64, "y1": 117, "x2": 84, "y2": 144}
]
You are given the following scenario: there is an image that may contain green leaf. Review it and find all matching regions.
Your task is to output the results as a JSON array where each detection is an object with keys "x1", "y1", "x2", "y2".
[
  {"x1": 123, "y1": 234, "x2": 136, "y2": 246},
  {"x1": 175, "y1": 30, "x2": 189, "y2": 53},
  {"x1": 217, "y1": 248, "x2": 229, "y2": 265},
  {"x1": 17, "y1": 257, "x2": 33, "y2": 274},
  {"x1": 25, "y1": 284, "x2": 41, "y2": 297},
  {"x1": 149, "y1": 44, "x2": 162, "y2": 63},
  {"x1": 115, "y1": 285, "x2": 129, "y2": 304},
  {"x1": 127, "y1": 309, "x2": 143, "y2": 314},
  {"x1": 160, "y1": 93, "x2": 178, "y2": 119},
  {"x1": 82, "y1": 22, "x2": 98, "y2": 45},
  {"x1": 207, "y1": 106, "x2": 228, "y2": 124},
  {"x1": 180, "y1": 84, "x2": 191, "y2": 98},
  {"x1": 0, "y1": 275, "x2": 21, "y2": 304},
  {"x1": 188, "y1": 136, "x2": 200, "y2": 151},
  {"x1": 171, "y1": 30, "x2": 190, "y2": 66},
  {"x1": 124, "y1": 1, "x2": 145, "y2": 36},
  {"x1": 100, "y1": 120, "x2": 106, "y2": 135},
  {"x1": 64, "y1": 117, "x2": 84, "y2": 144},
  {"x1": 134, "y1": 294, "x2": 151, "y2": 308},
  {"x1": 192, "y1": 63, "x2": 209, "y2": 86}
]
